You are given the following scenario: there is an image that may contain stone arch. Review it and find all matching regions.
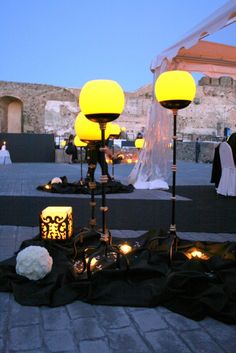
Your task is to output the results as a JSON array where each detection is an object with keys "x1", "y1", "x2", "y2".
[{"x1": 0, "y1": 96, "x2": 23, "y2": 133}]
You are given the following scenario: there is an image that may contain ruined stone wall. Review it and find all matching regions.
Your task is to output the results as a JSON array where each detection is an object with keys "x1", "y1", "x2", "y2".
[
  {"x1": 176, "y1": 141, "x2": 218, "y2": 163},
  {"x1": 0, "y1": 77, "x2": 235, "y2": 141},
  {"x1": 177, "y1": 76, "x2": 236, "y2": 141},
  {"x1": 0, "y1": 81, "x2": 77, "y2": 134},
  {"x1": 117, "y1": 84, "x2": 152, "y2": 139},
  {"x1": 118, "y1": 76, "x2": 236, "y2": 141}
]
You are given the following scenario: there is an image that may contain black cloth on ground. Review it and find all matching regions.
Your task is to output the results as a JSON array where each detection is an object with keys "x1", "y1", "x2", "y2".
[
  {"x1": 0, "y1": 229, "x2": 236, "y2": 324},
  {"x1": 37, "y1": 176, "x2": 134, "y2": 194}
]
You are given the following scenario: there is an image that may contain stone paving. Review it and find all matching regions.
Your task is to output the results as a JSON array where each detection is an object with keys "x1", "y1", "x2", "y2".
[
  {"x1": 0, "y1": 160, "x2": 213, "y2": 196},
  {"x1": 0, "y1": 162, "x2": 236, "y2": 352},
  {"x1": 0, "y1": 226, "x2": 236, "y2": 353}
]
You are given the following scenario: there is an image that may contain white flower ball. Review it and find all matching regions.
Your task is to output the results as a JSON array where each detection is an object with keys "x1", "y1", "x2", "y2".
[
  {"x1": 16, "y1": 246, "x2": 53, "y2": 281},
  {"x1": 51, "y1": 177, "x2": 62, "y2": 184}
]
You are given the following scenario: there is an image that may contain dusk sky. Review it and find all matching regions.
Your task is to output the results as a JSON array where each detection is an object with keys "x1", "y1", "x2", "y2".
[{"x1": 1, "y1": 0, "x2": 235, "y2": 92}]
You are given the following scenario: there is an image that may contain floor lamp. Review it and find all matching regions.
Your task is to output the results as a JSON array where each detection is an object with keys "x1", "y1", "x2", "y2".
[
  {"x1": 135, "y1": 137, "x2": 144, "y2": 150},
  {"x1": 74, "y1": 135, "x2": 87, "y2": 184},
  {"x1": 154, "y1": 70, "x2": 196, "y2": 261},
  {"x1": 74, "y1": 112, "x2": 111, "y2": 231},
  {"x1": 109, "y1": 123, "x2": 121, "y2": 180},
  {"x1": 79, "y1": 80, "x2": 125, "y2": 244}
]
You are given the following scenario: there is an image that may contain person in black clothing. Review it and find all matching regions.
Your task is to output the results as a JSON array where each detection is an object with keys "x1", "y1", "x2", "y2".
[
  {"x1": 136, "y1": 132, "x2": 143, "y2": 139},
  {"x1": 195, "y1": 138, "x2": 201, "y2": 163},
  {"x1": 65, "y1": 135, "x2": 78, "y2": 163},
  {"x1": 211, "y1": 143, "x2": 221, "y2": 188}
]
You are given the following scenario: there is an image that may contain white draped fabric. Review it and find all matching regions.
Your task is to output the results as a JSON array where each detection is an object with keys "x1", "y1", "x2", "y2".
[
  {"x1": 128, "y1": 60, "x2": 172, "y2": 190},
  {"x1": 129, "y1": 0, "x2": 236, "y2": 190},
  {"x1": 217, "y1": 142, "x2": 236, "y2": 196},
  {"x1": 0, "y1": 149, "x2": 12, "y2": 164}
]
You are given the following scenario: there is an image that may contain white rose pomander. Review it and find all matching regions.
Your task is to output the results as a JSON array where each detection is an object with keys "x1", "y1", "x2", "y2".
[
  {"x1": 51, "y1": 177, "x2": 62, "y2": 184},
  {"x1": 16, "y1": 246, "x2": 53, "y2": 281}
]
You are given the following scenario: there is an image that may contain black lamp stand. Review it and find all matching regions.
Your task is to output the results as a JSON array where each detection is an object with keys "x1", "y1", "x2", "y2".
[
  {"x1": 86, "y1": 143, "x2": 97, "y2": 230},
  {"x1": 73, "y1": 123, "x2": 128, "y2": 279},
  {"x1": 169, "y1": 109, "x2": 178, "y2": 261},
  {"x1": 79, "y1": 147, "x2": 84, "y2": 184},
  {"x1": 99, "y1": 122, "x2": 110, "y2": 243},
  {"x1": 111, "y1": 138, "x2": 115, "y2": 180}
]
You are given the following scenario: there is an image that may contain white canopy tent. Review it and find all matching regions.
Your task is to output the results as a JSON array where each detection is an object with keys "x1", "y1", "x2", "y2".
[{"x1": 129, "y1": 0, "x2": 236, "y2": 190}]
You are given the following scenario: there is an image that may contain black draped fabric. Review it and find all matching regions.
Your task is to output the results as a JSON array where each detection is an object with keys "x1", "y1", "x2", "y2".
[
  {"x1": 1, "y1": 230, "x2": 236, "y2": 323},
  {"x1": 37, "y1": 176, "x2": 134, "y2": 194},
  {"x1": 211, "y1": 144, "x2": 221, "y2": 187}
]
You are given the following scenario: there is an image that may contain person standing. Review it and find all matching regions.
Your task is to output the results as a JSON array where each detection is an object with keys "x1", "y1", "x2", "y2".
[
  {"x1": 195, "y1": 138, "x2": 201, "y2": 163},
  {"x1": 65, "y1": 135, "x2": 78, "y2": 163}
]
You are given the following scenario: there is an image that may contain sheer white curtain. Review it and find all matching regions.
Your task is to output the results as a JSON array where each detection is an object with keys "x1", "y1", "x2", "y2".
[
  {"x1": 128, "y1": 0, "x2": 236, "y2": 189},
  {"x1": 128, "y1": 60, "x2": 172, "y2": 189}
]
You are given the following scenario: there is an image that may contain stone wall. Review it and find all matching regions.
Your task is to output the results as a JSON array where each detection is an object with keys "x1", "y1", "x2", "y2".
[
  {"x1": 177, "y1": 76, "x2": 236, "y2": 141},
  {"x1": 0, "y1": 81, "x2": 77, "y2": 134},
  {"x1": 176, "y1": 141, "x2": 218, "y2": 163},
  {"x1": 117, "y1": 84, "x2": 152, "y2": 139},
  {"x1": 0, "y1": 76, "x2": 235, "y2": 143}
]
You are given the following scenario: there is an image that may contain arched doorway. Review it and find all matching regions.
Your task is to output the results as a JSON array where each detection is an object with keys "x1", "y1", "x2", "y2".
[{"x1": 0, "y1": 96, "x2": 23, "y2": 133}]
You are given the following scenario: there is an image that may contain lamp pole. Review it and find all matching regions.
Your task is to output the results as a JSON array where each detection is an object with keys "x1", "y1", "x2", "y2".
[
  {"x1": 111, "y1": 138, "x2": 115, "y2": 180},
  {"x1": 169, "y1": 109, "x2": 177, "y2": 259},
  {"x1": 109, "y1": 125, "x2": 121, "y2": 180},
  {"x1": 154, "y1": 70, "x2": 196, "y2": 262},
  {"x1": 99, "y1": 122, "x2": 110, "y2": 243},
  {"x1": 79, "y1": 147, "x2": 84, "y2": 184},
  {"x1": 86, "y1": 143, "x2": 97, "y2": 229}
]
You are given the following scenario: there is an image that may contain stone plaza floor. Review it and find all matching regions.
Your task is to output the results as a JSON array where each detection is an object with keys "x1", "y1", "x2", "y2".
[{"x1": 0, "y1": 161, "x2": 236, "y2": 353}]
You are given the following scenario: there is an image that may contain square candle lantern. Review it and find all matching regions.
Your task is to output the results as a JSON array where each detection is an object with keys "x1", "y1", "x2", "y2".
[{"x1": 40, "y1": 206, "x2": 73, "y2": 240}]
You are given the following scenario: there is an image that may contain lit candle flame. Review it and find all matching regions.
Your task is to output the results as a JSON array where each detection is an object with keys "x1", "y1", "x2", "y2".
[
  {"x1": 86, "y1": 257, "x2": 97, "y2": 268},
  {"x1": 185, "y1": 248, "x2": 209, "y2": 260},
  {"x1": 191, "y1": 250, "x2": 203, "y2": 258},
  {"x1": 120, "y1": 244, "x2": 132, "y2": 254},
  {"x1": 45, "y1": 184, "x2": 51, "y2": 190}
]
